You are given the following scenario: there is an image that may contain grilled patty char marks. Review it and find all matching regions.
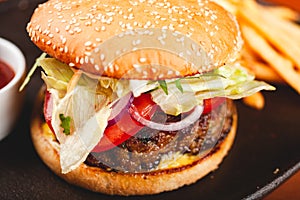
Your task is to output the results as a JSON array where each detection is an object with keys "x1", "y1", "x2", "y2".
[{"x1": 85, "y1": 100, "x2": 234, "y2": 172}]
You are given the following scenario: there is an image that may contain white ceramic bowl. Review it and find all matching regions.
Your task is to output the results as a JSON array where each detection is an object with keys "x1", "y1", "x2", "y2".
[{"x1": 0, "y1": 37, "x2": 26, "y2": 141}]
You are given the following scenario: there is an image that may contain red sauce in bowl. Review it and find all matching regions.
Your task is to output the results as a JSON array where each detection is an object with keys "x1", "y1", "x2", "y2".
[{"x1": 0, "y1": 60, "x2": 15, "y2": 89}]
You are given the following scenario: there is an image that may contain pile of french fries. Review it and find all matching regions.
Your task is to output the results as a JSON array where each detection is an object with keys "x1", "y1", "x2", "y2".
[{"x1": 215, "y1": 0, "x2": 300, "y2": 109}]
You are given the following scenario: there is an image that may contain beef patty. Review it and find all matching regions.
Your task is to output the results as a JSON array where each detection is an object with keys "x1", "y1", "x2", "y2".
[{"x1": 85, "y1": 100, "x2": 234, "y2": 173}]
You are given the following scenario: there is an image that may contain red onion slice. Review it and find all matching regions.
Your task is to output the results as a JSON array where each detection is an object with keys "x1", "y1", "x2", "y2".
[
  {"x1": 130, "y1": 105, "x2": 203, "y2": 131},
  {"x1": 108, "y1": 92, "x2": 133, "y2": 126}
]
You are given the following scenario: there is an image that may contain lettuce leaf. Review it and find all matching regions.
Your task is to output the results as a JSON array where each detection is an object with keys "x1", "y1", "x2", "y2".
[
  {"x1": 150, "y1": 63, "x2": 275, "y2": 115},
  {"x1": 19, "y1": 53, "x2": 47, "y2": 91},
  {"x1": 22, "y1": 55, "x2": 275, "y2": 173},
  {"x1": 50, "y1": 84, "x2": 112, "y2": 173}
]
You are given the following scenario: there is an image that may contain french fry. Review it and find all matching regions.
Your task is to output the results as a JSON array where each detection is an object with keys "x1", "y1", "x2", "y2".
[
  {"x1": 238, "y1": 1, "x2": 300, "y2": 72},
  {"x1": 216, "y1": 0, "x2": 300, "y2": 95},
  {"x1": 241, "y1": 24, "x2": 300, "y2": 94},
  {"x1": 241, "y1": 45, "x2": 284, "y2": 83},
  {"x1": 243, "y1": 59, "x2": 284, "y2": 83},
  {"x1": 264, "y1": 6, "x2": 299, "y2": 21},
  {"x1": 242, "y1": 92, "x2": 265, "y2": 110},
  {"x1": 213, "y1": 0, "x2": 239, "y2": 14}
]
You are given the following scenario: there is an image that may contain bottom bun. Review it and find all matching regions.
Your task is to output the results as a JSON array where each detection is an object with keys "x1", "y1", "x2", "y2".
[{"x1": 30, "y1": 92, "x2": 237, "y2": 196}]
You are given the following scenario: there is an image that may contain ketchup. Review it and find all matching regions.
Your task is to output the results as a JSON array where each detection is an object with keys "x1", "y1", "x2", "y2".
[{"x1": 0, "y1": 60, "x2": 15, "y2": 89}]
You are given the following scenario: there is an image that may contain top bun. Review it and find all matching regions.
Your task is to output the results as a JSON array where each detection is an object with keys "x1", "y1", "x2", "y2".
[{"x1": 27, "y1": 0, "x2": 242, "y2": 80}]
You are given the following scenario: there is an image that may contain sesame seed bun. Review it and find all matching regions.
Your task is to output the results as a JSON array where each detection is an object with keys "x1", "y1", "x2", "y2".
[
  {"x1": 30, "y1": 90, "x2": 237, "y2": 195},
  {"x1": 27, "y1": 0, "x2": 242, "y2": 79}
]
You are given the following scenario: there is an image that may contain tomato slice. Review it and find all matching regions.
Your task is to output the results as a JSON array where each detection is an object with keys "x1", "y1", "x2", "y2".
[
  {"x1": 43, "y1": 91, "x2": 157, "y2": 153},
  {"x1": 202, "y1": 97, "x2": 226, "y2": 114},
  {"x1": 92, "y1": 93, "x2": 157, "y2": 152},
  {"x1": 44, "y1": 90, "x2": 225, "y2": 153},
  {"x1": 44, "y1": 91, "x2": 55, "y2": 133}
]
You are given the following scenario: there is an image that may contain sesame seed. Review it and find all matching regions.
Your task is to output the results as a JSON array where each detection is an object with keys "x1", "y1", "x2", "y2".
[
  {"x1": 206, "y1": 20, "x2": 212, "y2": 25},
  {"x1": 158, "y1": 74, "x2": 164, "y2": 79},
  {"x1": 139, "y1": 57, "x2": 146, "y2": 63},
  {"x1": 85, "y1": 56, "x2": 89, "y2": 63},
  {"x1": 104, "y1": 65, "x2": 108, "y2": 72},
  {"x1": 31, "y1": 30, "x2": 35, "y2": 37},
  {"x1": 95, "y1": 27, "x2": 100, "y2": 32},
  {"x1": 85, "y1": 21, "x2": 92, "y2": 26},
  {"x1": 61, "y1": 37, "x2": 67, "y2": 45},
  {"x1": 94, "y1": 47, "x2": 100, "y2": 53},
  {"x1": 85, "y1": 46, "x2": 92, "y2": 51},
  {"x1": 95, "y1": 64, "x2": 100, "y2": 71},
  {"x1": 84, "y1": 51, "x2": 92, "y2": 56},
  {"x1": 100, "y1": 54, "x2": 105, "y2": 61},
  {"x1": 74, "y1": 27, "x2": 82, "y2": 33},
  {"x1": 65, "y1": 25, "x2": 70, "y2": 31},
  {"x1": 167, "y1": 70, "x2": 173, "y2": 75},
  {"x1": 84, "y1": 41, "x2": 92, "y2": 47},
  {"x1": 114, "y1": 64, "x2": 120, "y2": 71},
  {"x1": 34, "y1": 25, "x2": 41, "y2": 31},
  {"x1": 133, "y1": 64, "x2": 140, "y2": 69},
  {"x1": 109, "y1": 64, "x2": 114, "y2": 73},
  {"x1": 80, "y1": 57, "x2": 84, "y2": 65},
  {"x1": 151, "y1": 68, "x2": 157, "y2": 73}
]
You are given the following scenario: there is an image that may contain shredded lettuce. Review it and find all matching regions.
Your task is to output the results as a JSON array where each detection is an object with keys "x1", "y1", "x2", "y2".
[
  {"x1": 149, "y1": 63, "x2": 275, "y2": 115},
  {"x1": 50, "y1": 84, "x2": 112, "y2": 173},
  {"x1": 27, "y1": 56, "x2": 117, "y2": 173},
  {"x1": 39, "y1": 58, "x2": 74, "y2": 83},
  {"x1": 151, "y1": 85, "x2": 199, "y2": 116},
  {"x1": 19, "y1": 53, "x2": 47, "y2": 91},
  {"x1": 22, "y1": 55, "x2": 275, "y2": 173}
]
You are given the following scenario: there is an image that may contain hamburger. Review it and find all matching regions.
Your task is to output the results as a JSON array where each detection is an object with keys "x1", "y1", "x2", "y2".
[{"x1": 24, "y1": 0, "x2": 274, "y2": 196}]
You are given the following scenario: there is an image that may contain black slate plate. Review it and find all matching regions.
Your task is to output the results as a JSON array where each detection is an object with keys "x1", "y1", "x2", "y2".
[{"x1": 0, "y1": 1, "x2": 300, "y2": 200}]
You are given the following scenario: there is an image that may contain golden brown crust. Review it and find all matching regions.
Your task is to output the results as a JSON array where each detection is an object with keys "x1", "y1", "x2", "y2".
[
  {"x1": 30, "y1": 95, "x2": 237, "y2": 196},
  {"x1": 27, "y1": 0, "x2": 242, "y2": 80}
]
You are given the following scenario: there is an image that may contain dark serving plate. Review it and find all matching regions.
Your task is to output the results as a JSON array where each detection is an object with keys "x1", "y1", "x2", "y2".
[{"x1": 0, "y1": 1, "x2": 300, "y2": 200}]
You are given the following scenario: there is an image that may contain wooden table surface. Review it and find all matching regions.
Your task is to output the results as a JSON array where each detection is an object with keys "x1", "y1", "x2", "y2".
[{"x1": 265, "y1": 171, "x2": 300, "y2": 199}]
